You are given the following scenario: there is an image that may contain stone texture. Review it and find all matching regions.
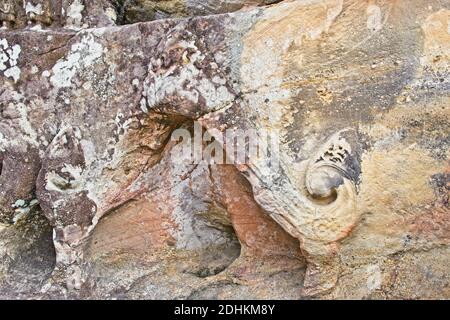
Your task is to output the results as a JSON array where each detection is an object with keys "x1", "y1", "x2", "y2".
[
  {"x1": 0, "y1": 0, "x2": 449, "y2": 299},
  {"x1": 0, "y1": 0, "x2": 117, "y2": 29},
  {"x1": 109, "y1": 1, "x2": 283, "y2": 24}
]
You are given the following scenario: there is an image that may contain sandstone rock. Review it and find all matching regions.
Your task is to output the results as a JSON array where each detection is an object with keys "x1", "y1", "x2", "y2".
[
  {"x1": 0, "y1": 0, "x2": 449, "y2": 299},
  {"x1": 0, "y1": 0, "x2": 117, "y2": 29},
  {"x1": 1, "y1": 0, "x2": 282, "y2": 28},
  {"x1": 111, "y1": 1, "x2": 283, "y2": 24}
]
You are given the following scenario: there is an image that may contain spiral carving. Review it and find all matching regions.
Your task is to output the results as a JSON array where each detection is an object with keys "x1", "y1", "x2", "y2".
[{"x1": 305, "y1": 130, "x2": 358, "y2": 204}]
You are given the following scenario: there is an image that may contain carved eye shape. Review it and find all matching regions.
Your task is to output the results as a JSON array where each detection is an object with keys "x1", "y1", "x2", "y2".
[{"x1": 306, "y1": 168, "x2": 343, "y2": 204}]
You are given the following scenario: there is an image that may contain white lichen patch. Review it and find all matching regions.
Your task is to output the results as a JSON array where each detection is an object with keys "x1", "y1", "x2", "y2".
[
  {"x1": 0, "y1": 38, "x2": 21, "y2": 83},
  {"x1": 50, "y1": 33, "x2": 105, "y2": 88},
  {"x1": 65, "y1": 0, "x2": 86, "y2": 30},
  {"x1": 145, "y1": 38, "x2": 234, "y2": 113},
  {"x1": 24, "y1": 2, "x2": 43, "y2": 16}
]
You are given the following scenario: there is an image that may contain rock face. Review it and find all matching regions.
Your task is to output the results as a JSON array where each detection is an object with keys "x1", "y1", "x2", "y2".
[{"x1": 0, "y1": 0, "x2": 449, "y2": 299}]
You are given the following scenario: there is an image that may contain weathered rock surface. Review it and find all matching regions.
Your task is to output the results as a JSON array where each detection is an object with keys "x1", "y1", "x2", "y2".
[
  {"x1": 114, "y1": 0, "x2": 283, "y2": 24},
  {"x1": 0, "y1": 0, "x2": 449, "y2": 299}
]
